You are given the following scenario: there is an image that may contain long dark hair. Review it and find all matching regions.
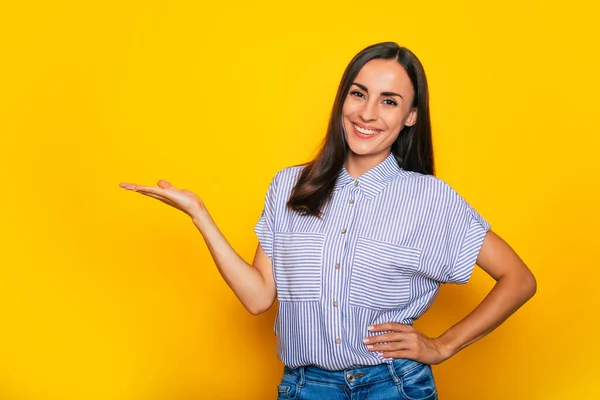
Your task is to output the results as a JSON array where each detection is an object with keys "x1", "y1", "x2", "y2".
[{"x1": 287, "y1": 42, "x2": 434, "y2": 217}]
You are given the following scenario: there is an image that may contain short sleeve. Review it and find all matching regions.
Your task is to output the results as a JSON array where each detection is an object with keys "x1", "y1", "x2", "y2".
[
  {"x1": 421, "y1": 180, "x2": 491, "y2": 285},
  {"x1": 254, "y1": 172, "x2": 279, "y2": 260},
  {"x1": 441, "y1": 188, "x2": 491, "y2": 284}
]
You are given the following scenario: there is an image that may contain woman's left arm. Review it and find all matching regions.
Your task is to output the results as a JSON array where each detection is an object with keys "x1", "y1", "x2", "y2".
[{"x1": 364, "y1": 230, "x2": 537, "y2": 364}]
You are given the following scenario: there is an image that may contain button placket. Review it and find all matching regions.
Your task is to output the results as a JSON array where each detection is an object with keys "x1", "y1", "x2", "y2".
[{"x1": 333, "y1": 186, "x2": 359, "y2": 349}]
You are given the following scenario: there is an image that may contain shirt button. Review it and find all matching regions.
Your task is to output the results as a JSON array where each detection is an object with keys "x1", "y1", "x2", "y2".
[
  {"x1": 335, "y1": 263, "x2": 341, "y2": 269},
  {"x1": 353, "y1": 180, "x2": 359, "y2": 186},
  {"x1": 340, "y1": 228, "x2": 347, "y2": 234},
  {"x1": 335, "y1": 338, "x2": 342, "y2": 344},
  {"x1": 348, "y1": 199, "x2": 355, "y2": 204},
  {"x1": 333, "y1": 301, "x2": 339, "y2": 307}
]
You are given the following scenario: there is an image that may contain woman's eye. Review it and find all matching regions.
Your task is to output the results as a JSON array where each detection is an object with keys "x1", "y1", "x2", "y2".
[
  {"x1": 350, "y1": 90, "x2": 365, "y2": 98},
  {"x1": 383, "y1": 99, "x2": 398, "y2": 106}
]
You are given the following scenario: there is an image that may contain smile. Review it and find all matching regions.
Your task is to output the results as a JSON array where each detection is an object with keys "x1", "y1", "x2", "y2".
[{"x1": 353, "y1": 124, "x2": 382, "y2": 136}]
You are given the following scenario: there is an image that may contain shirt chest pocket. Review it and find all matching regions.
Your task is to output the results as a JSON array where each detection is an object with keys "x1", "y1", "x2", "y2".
[
  {"x1": 349, "y1": 237, "x2": 421, "y2": 310},
  {"x1": 273, "y1": 232, "x2": 325, "y2": 302}
]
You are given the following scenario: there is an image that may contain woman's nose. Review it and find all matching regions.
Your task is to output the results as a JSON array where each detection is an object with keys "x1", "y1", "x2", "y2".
[{"x1": 358, "y1": 100, "x2": 378, "y2": 121}]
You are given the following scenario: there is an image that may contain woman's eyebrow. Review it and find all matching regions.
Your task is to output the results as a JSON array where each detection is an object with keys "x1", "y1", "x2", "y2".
[{"x1": 351, "y1": 82, "x2": 403, "y2": 99}]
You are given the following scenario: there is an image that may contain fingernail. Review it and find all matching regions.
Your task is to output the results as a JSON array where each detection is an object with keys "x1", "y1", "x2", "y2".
[
  {"x1": 367, "y1": 345, "x2": 373, "y2": 349},
  {"x1": 367, "y1": 326, "x2": 374, "y2": 331},
  {"x1": 362, "y1": 338, "x2": 369, "y2": 343}
]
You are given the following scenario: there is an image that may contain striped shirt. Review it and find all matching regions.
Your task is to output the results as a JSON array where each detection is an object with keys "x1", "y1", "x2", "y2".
[{"x1": 254, "y1": 152, "x2": 490, "y2": 370}]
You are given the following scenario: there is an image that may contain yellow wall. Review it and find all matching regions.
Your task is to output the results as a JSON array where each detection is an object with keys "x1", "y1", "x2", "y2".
[{"x1": 1, "y1": 0, "x2": 598, "y2": 399}]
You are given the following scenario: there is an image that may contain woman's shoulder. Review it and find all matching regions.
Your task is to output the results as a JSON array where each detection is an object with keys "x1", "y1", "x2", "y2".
[
  {"x1": 262, "y1": 164, "x2": 305, "y2": 195},
  {"x1": 393, "y1": 172, "x2": 467, "y2": 205},
  {"x1": 274, "y1": 164, "x2": 305, "y2": 181}
]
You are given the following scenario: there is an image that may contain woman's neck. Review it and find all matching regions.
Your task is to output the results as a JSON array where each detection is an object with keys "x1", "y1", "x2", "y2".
[{"x1": 344, "y1": 151, "x2": 391, "y2": 178}]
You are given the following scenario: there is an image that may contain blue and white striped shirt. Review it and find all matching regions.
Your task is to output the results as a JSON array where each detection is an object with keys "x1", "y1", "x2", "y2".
[{"x1": 254, "y1": 152, "x2": 490, "y2": 370}]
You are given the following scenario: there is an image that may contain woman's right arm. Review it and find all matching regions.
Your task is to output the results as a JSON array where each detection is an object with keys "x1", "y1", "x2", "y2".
[
  {"x1": 119, "y1": 179, "x2": 276, "y2": 315},
  {"x1": 192, "y1": 210, "x2": 276, "y2": 315}
]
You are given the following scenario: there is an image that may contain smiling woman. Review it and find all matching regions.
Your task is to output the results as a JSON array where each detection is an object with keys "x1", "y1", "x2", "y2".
[
  {"x1": 343, "y1": 60, "x2": 418, "y2": 162},
  {"x1": 287, "y1": 44, "x2": 433, "y2": 218},
  {"x1": 119, "y1": 42, "x2": 536, "y2": 400}
]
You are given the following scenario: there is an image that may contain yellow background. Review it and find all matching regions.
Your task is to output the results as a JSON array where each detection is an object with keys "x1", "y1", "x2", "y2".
[{"x1": 1, "y1": 0, "x2": 598, "y2": 399}]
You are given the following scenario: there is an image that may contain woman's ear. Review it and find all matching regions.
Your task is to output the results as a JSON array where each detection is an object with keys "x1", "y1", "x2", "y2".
[{"x1": 405, "y1": 108, "x2": 418, "y2": 127}]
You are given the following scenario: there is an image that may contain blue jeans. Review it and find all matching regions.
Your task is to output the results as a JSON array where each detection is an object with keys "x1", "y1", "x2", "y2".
[{"x1": 277, "y1": 359, "x2": 438, "y2": 400}]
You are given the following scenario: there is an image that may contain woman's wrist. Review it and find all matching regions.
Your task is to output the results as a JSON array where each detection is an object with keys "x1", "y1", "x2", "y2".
[
  {"x1": 434, "y1": 334, "x2": 460, "y2": 361},
  {"x1": 190, "y1": 205, "x2": 211, "y2": 228}
]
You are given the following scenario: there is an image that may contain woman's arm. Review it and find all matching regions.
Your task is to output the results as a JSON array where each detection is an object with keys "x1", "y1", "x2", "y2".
[
  {"x1": 364, "y1": 230, "x2": 536, "y2": 364},
  {"x1": 433, "y1": 230, "x2": 536, "y2": 357},
  {"x1": 192, "y1": 210, "x2": 276, "y2": 315},
  {"x1": 119, "y1": 180, "x2": 276, "y2": 315}
]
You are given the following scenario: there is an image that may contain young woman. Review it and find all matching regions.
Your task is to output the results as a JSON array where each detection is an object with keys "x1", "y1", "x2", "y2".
[{"x1": 119, "y1": 42, "x2": 536, "y2": 400}]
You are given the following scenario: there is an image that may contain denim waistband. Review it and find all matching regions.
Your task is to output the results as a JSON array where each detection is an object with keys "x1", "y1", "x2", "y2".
[{"x1": 283, "y1": 359, "x2": 425, "y2": 388}]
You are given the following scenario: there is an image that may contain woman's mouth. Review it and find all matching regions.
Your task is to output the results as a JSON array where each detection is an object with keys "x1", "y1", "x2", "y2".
[{"x1": 352, "y1": 123, "x2": 382, "y2": 138}]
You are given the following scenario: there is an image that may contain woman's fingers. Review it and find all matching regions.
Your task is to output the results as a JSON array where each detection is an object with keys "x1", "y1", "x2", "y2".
[
  {"x1": 119, "y1": 183, "x2": 134, "y2": 190},
  {"x1": 119, "y1": 181, "x2": 203, "y2": 217},
  {"x1": 364, "y1": 332, "x2": 407, "y2": 345},
  {"x1": 364, "y1": 331, "x2": 417, "y2": 359},
  {"x1": 125, "y1": 184, "x2": 168, "y2": 196},
  {"x1": 365, "y1": 336, "x2": 415, "y2": 359},
  {"x1": 157, "y1": 180, "x2": 174, "y2": 189},
  {"x1": 368, "y1": 323, "x2": 413, "y2": 333},
  {"x1": 119, "y1": 181, "x2": 179, "y2": 198},
  {"x1": 121, "y1": 183, "x2": 176, "y2": 205},
  {"x1": 363, "y1": 324, "x2": 419, "y2": 356},
  {"x1": 364, "y1": 323, "x2": 414, "y2": 346},
  {"x1": 363, "y1": 323, "x2": 445, "y2": 364},
  {"x1": 367, "y1": 341, "x2": 410, "y2": 352}
]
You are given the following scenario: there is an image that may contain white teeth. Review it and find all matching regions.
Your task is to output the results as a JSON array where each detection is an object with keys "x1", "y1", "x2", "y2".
[{"x1": 353, "y1": 124, "x2": 380, "y2": 135}]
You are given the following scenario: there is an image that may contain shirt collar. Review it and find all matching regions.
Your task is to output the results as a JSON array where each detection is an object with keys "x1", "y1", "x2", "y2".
[{"x1": 333, "y1": 152, "x2": 402, "y2": 200}]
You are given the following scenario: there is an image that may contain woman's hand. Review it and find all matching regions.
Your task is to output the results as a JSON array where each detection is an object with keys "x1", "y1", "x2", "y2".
[
  {"x1": 119, "y1": 180, "x2": 205, "y2": 219},
  {"x1": 363, "y1": 323, "x2": 452, "y2": 365},
  {"x1": 119, "y1": 179, "x2": 276, "y2": 314}
]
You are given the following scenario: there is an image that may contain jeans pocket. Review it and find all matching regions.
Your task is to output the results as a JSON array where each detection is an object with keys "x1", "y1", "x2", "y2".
[
  {"x1": 273, "y1": 232, "x2": 325, "y2": 302},
  {"x1": 398, "y1": 362, "x2": 437, "y2": 400},
  {"x1": 349, "y1": 237, "x2": 421, "y2": 310},
  {"x1": 277, "y1": 371, "x2": 301, "y2": 400},
  {"x1": 277, "y1": 384, "x2": 294, "y2": 400}
]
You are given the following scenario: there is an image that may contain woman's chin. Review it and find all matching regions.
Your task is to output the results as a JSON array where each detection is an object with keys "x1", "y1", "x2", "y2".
[
  {"x1": 345, "y1": 141, "x2": 393, "y2": 161},
  {"x1": 347, "y1": 147, "x2": 379, "y2": 158}
]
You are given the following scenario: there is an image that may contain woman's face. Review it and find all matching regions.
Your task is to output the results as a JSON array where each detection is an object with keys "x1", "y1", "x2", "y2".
[{"x1": 342, "y1": 58, "x2": 417, "y2": 165}]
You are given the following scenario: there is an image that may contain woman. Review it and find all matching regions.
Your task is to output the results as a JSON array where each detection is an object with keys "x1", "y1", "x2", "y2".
[{"x1": 119, "y1": 42, "x2": 536, "y2": 400}]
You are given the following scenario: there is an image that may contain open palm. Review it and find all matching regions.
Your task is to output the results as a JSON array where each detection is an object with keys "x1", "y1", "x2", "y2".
[{"x1": 119, "y1": 179, "x2": 204, "y2": 218}]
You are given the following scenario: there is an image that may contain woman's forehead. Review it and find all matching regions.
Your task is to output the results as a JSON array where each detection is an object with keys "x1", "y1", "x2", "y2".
[{"x1": 354, "y1": 59, "x2": 413, "y2": 95}]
